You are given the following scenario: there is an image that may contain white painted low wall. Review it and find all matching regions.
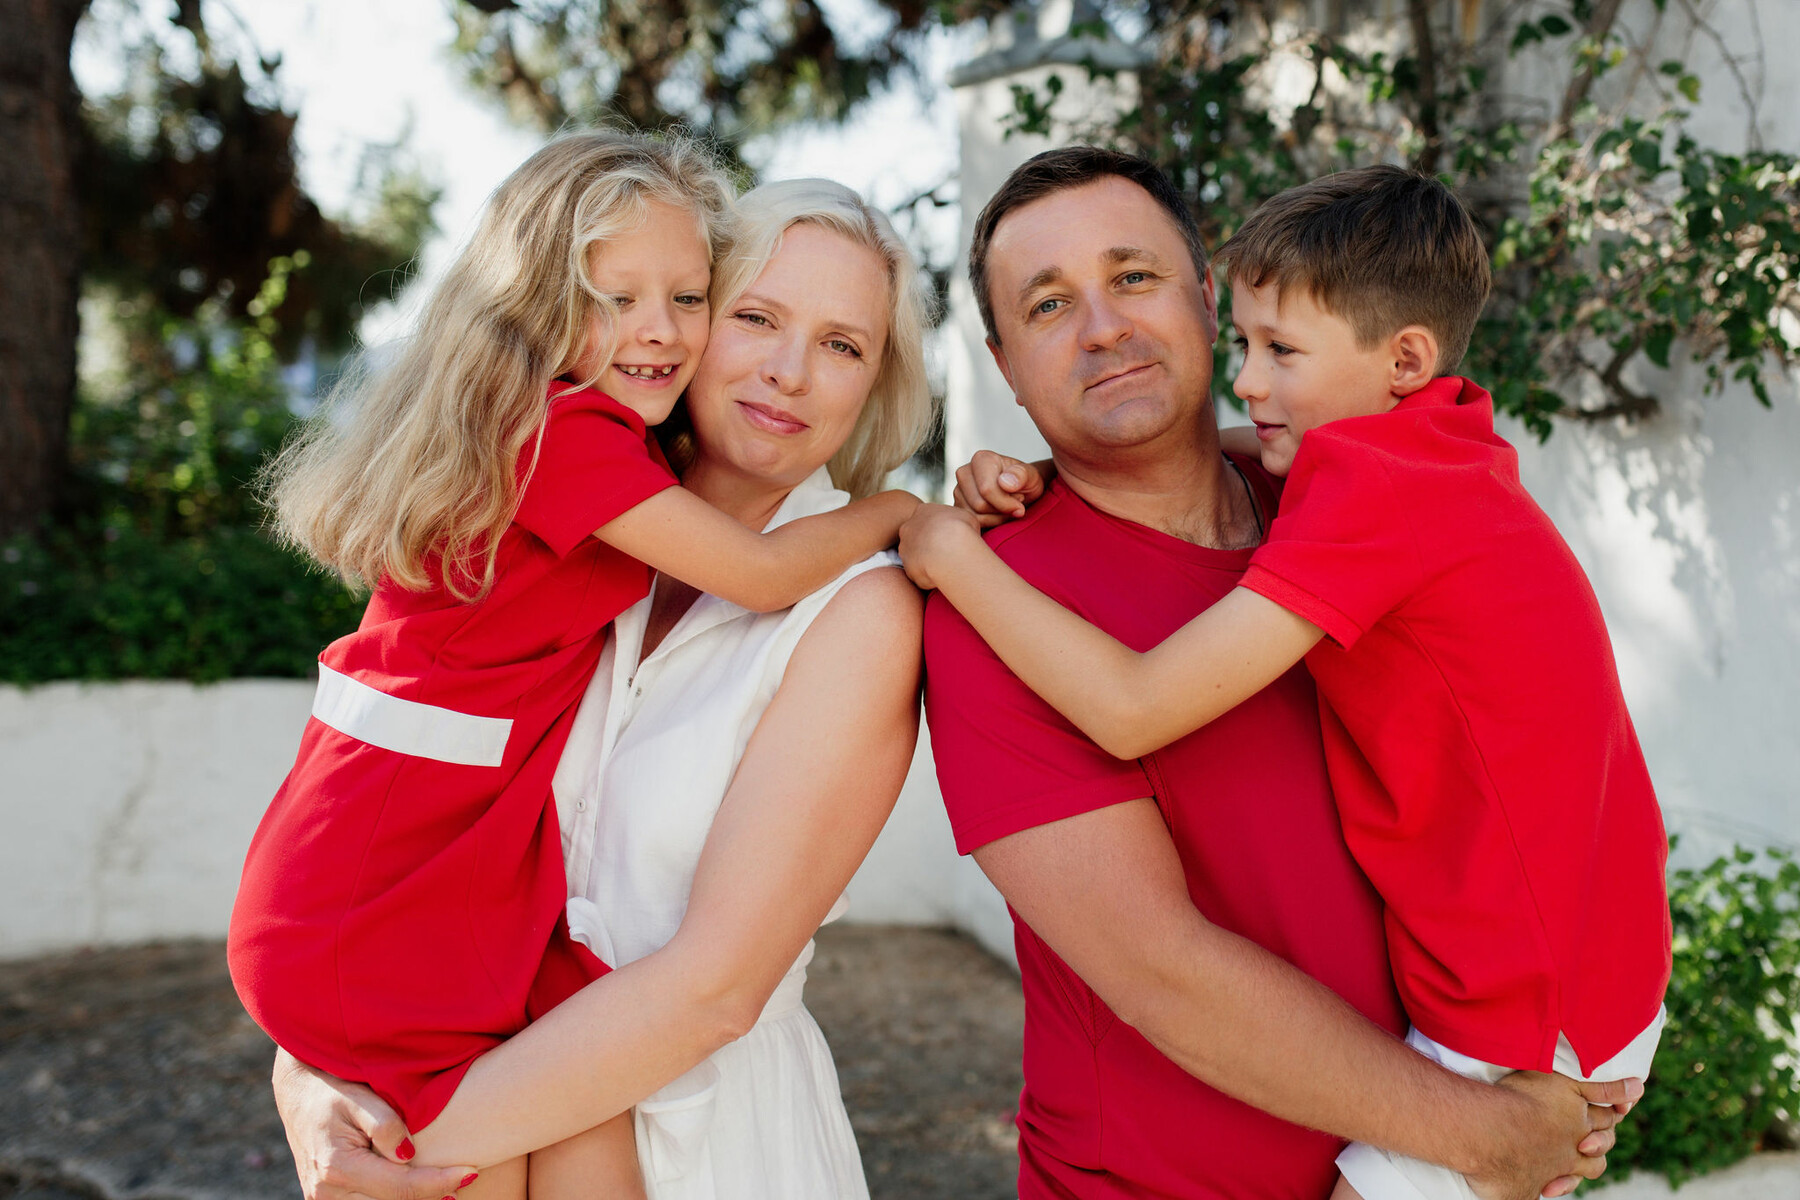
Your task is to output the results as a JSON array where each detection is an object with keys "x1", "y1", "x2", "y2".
[{"x1": 0, "y1": 680, "x2": 1004, "y2": 961}]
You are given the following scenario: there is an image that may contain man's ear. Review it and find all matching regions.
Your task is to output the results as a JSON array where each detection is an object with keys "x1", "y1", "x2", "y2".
[
  {"x1": 1389, "y1": 326, "x2": 1441, "y2": 396},
  {"x1": 986, "y1": 337, "x2": 1022, "y2": 403}
]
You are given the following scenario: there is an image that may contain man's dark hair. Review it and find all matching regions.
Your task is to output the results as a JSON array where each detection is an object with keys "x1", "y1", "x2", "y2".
[
  {"x1": 1213, "y1": 164, "x2": 1492, "y2": 375},
  {"x1": 968, "y1": 146, "x2": 1208, "y2": 344}
]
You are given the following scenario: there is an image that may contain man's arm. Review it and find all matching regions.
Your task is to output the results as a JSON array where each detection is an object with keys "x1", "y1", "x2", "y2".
[{"x1": 973, "y1": 799, "x2": 1630, "y2": 1200}]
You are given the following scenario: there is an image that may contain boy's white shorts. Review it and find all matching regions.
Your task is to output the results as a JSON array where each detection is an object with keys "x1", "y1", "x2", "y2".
[{"x1": 1336, "y1": 1008, "x2": 1666, "y2": 1200}]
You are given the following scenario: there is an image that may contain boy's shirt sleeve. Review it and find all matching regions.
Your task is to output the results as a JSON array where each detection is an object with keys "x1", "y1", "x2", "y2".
[
  {"x1": 923, "y1": 590, "x2": 1153, "y2": 856},
  {"x1": 1239, "y1": 429, "x2": 1425, "y2": 650},
  {"x1": 514, "y1": 389, "x2": 679, "y2": 558}
]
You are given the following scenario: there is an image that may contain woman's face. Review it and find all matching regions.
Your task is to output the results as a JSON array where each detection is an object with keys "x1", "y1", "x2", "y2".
[{"x1": 684, "y1": 222, "x2": 890, "y2": 491}]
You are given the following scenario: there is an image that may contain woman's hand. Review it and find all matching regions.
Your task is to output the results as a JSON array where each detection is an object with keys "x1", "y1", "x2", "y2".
[
  {"x1": 898, "y1": 503, "x2": 985, "y2": 591},
  {"x1": 271, "y1": 1048, "x2": 477, "y2": 1200},
  {"x1": 953, "y1": 450, "x2": 1049, "y2": 525}
]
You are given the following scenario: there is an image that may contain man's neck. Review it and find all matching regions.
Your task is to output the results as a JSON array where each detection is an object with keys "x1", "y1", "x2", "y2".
[{"x1": 1052, "y1": 432, "x2": 1261, "y2": 551}]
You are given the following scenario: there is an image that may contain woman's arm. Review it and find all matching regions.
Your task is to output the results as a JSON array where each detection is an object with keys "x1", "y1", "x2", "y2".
[
  {"x1": 898, "y1": 504, "x2": 1322, "y2": 760},
  {"x1": 406, "y1": 567, "x2": 925, "y2": 1168},
  {"x1": 595, "y1": 485, "x2": 919, "y2": 613}
]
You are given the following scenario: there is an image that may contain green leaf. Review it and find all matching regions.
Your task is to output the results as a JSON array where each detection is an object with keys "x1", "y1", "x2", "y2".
[
  {"x1": 1644, "y1": 325, "x2": 1675, "y2": 368},
  {"x1": 1660, "y1": 59, "x2": 1685, "y2": 76},
  {"x1": 1539, "y1": 14, "x2": 1573, "y2": 36}
]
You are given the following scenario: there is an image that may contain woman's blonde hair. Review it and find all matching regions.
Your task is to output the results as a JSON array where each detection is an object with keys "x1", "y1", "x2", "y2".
[
  {"x1": 263, "y1": 129, "x2": 735, "y2": 599},
  {"x1": 674, "y1": 178, "x2": 937, "y2": 499}
]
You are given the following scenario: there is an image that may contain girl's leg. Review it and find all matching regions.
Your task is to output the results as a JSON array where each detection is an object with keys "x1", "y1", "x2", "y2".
[
  {"x1": 457, "y1": 1155, "x2": 527, "y2": 1200},
  {"x1": 1331, "y1": 1174, "x2": 1365, "y2": 1200},
  {"x1": 527, "y1": 1112, "x2": 647, "y2": 1200}
]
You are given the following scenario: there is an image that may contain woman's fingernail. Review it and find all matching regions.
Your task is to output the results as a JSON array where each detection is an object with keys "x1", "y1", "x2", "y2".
[
  {"x1": 459, "y1": 1173, "x2": 480, "y2": 1188},
  {"x1": 396, "y1": 1138, "x2": 415, "y2": 1161}
]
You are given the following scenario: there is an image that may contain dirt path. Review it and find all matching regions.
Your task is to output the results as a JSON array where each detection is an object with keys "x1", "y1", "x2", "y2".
[{"x1": 0, "y1": 926, "x2": 1023, "y2": 1200}]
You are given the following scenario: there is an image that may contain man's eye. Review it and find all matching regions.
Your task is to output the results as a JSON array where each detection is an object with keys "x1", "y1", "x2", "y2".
[
  {"x1": 1122, "y1": 271, "x2": 1150, "y2": 285},
  {"x1": 1034, "y1": 298, "x2": 1063, "y2": 315}
]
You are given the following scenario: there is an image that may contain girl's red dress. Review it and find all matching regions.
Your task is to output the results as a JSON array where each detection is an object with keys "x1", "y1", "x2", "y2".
[{"x1": 228, "y1": 385, "x2": 675, "y2": 1129}]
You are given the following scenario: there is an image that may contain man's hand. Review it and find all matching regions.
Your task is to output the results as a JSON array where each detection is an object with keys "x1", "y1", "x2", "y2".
[
  {"x1": 271, "y1": 1049, "x2": 477, "y2": 1200},
  {"x1": 1466, "y1": 1072, "x2": 1642, "y2": 1200},
  {"x1": 898, "y1": 503, "x2": 985, "y2": 590},
  {"x1": 952, "y1": 450, "x2": 1048, "y2": 525}
]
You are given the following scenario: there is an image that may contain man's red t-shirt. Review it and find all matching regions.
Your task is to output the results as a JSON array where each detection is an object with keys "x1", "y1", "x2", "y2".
[
  {"x1": 1240, "y1": 377, "x2": 1671, "y2": 1075},
  {"x1": 925, "y1": 462, "x2": 1405, "y2": 1199}
]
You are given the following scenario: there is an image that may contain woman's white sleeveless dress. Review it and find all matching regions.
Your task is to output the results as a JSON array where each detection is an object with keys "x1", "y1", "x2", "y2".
[{"x1": 550, "y1": 468, "x2": 888, "y2": 1200}]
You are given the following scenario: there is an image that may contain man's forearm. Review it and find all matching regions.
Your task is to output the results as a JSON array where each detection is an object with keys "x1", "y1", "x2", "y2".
[{"x1": 1126, "y1": 910, "x2": 1528, "y2": 1175}]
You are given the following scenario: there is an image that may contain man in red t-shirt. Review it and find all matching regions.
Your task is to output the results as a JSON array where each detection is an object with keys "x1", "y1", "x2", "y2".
[{"x1": 922, "y1": 147, "x2": 1636, "y2": 1199}]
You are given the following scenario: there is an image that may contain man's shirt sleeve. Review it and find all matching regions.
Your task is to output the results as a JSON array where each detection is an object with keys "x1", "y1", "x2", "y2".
[
  {"x1": 1239, "y1": 430, "x2": 1424, "y2": 651},
  {"x1": 923, "y1": 589, "x2": 1154, "y2": 855}
]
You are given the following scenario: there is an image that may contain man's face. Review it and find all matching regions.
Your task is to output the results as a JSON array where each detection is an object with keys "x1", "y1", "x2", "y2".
[{"x1": 983, "y1": 177, "x2": 1218, "y2": 460}]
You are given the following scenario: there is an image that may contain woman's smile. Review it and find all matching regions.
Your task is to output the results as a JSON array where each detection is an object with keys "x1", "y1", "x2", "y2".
[{"x1": 735, "y1": 398, "x2": 810, "y2": 435}]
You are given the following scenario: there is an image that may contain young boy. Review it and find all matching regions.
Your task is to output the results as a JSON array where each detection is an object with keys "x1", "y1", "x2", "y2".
[{"x1": 900, "y1": 164, "x2": 1671, "y2": 1200}]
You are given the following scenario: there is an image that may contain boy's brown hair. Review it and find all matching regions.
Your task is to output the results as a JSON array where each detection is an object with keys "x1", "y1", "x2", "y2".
[{"x1": 1215, "y1": 165, "x2": 1491, "y2": 374}]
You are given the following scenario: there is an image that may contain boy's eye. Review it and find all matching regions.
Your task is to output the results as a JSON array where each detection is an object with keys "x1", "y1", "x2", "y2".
[
  {"x1": 1270, "y1": 342, "x2": 1295, "y2": 356},
  {"x1": 1231, "y1": 335, "x2": 1248, "y2": 350}
]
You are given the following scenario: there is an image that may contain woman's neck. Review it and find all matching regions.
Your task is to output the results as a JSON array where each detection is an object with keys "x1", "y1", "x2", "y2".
[{"x1": 679, "y1": 457, "x2": 795, "y2": 532}]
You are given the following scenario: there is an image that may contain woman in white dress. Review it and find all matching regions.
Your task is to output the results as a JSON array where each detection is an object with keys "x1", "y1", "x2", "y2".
[{"x1": 268, "y1": 178, "x2": 935, "y2": 1199}]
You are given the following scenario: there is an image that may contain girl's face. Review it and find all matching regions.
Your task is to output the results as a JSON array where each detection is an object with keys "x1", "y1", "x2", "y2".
[
  {"x1": 685, "y1": 223, "x2": 890, "y2": 491},
  {"x1": 572, "y1": 200, "x2": 714, "y2": 425}
]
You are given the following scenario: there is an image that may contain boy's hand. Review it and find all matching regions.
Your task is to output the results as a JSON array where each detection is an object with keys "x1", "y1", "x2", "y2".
[
  {"x1": 953, "y1": 450, "x2": 1048, "y2": 526},
  {"x1": 898, "y1": 503, "x2": 985, "y2": 590},
  {"x1": 1465, "y1": 1072, "x2": 1642, "y2": 1200}
]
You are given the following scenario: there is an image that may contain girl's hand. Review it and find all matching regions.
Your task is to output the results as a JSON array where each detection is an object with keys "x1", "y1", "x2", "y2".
[
  {"x1": 953, "y1": 451, "x2": 1049, "y2": 526},
  {"x1": 271, "y1": 1048, "x2": 477, "y2": 1200},
  {"x1": 898, "y1": 503, "x2": 985, "y2": 591}
]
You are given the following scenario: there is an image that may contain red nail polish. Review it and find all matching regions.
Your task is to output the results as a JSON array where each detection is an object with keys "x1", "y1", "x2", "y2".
[
  {"x1": 459, "y1": 1173, "x2": 480, "y2": 1188},
  {"x1": 396, "y1": 1137, "x2": 415, "y2": 1161}
]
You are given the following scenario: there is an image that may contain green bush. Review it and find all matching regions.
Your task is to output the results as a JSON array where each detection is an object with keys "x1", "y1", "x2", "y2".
[
  {"x1": 0, "y1": 521, "x2": 361, "y2": 684},
  {"x1": 1610, "y1": 845, "x2": 1800, "y2": 1185},
  {"x1": 0, "y1": 258, "x2": 363, "y2": 684}
]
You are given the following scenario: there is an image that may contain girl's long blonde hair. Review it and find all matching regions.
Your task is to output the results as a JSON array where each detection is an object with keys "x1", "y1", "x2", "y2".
[
  {"x1": 264, "y1": 130, "x2": 735, "y2": 599},
  {"x1": 666, "y1": 178, "x2": 937, "y2": 498}
]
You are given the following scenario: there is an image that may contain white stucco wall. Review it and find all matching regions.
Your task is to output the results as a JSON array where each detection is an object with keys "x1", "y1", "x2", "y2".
[{"x1": 0, "y1": 681, "x2": 991, "y2": 960}]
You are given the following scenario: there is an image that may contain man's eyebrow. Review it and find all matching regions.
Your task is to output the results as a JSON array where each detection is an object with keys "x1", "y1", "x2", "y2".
[
  {"x1": 1105, "y1": 245, "x2": 1170, "y2": 267},
  {"x1": 1016, "y1": 267, "x2": 1063, "y2": 305}
]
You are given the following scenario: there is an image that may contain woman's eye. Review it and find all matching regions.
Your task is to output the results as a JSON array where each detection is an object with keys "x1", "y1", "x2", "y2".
[
  {"x1": 826, "y1": 338, "x2": 861, "y2": 357},
  {"x1": 734, "y1": 311, "x2": 771, "y2": 327}
]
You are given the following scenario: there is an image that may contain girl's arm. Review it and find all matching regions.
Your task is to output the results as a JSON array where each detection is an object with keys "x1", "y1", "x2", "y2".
[
  {"x1": 898, "y1": 505, "x2": 1323, "y2": 760},
  {"x1": 408, "y1": 567, "x2": 924, "y2": 1168},
  {"x1": 594, "y1": 485, "x2": 919, "y2": 613}
]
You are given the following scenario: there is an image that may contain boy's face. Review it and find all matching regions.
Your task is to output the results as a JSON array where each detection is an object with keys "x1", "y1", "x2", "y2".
[{"x1": 1229, "y1": 280, "x2": 1404, "y2": 476}]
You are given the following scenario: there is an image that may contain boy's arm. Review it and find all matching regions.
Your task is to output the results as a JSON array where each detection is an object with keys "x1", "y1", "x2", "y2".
[
  {"x1": 595, "y1": 486, "x2": 919, "y2": 613},
  {"x1": 952, "y1": 450, "x2": 1052, "y2": 523},
  {"x1": 899, "y1": 505, "x2": 1322, "y2": 759},
  {"x1": 974, "y1": 799, "x2": 1632, "y2": 1200}
]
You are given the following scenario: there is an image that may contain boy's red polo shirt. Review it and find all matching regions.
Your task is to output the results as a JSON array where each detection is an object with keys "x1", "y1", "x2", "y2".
[
  {"x1": 925, "y1": 463, "x2": 1405, "y2": 1199},
  {"x1": 1240, "y1": 377, "x2": 1671, "y2": 1075}
]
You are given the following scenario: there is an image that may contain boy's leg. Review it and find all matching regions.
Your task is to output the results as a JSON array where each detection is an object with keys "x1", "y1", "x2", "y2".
[{"x1": 528, "y1": 1111, "x2": 647, "y2": 1200}]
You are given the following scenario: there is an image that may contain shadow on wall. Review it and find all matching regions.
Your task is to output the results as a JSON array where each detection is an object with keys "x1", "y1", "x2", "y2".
[{"x1": 1502, "y1": 357, "x2": 1800, "y2": 866}]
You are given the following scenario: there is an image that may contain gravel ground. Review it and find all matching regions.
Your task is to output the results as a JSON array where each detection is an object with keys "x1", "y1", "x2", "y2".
[{"x1": 0, "y1": 926, "x2": 1024, "y2": 1200}]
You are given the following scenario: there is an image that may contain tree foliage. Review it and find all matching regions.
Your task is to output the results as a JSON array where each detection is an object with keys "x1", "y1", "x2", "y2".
[
  {"x1": 447, "y1": 0, "x2": 940, "y2": 165},
  {"x1": 998, "y1": 0, "x2": 1800, "y2": 437}
]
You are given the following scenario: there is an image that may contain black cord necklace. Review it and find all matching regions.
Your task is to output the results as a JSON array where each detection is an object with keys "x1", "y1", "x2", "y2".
[{"x1": 1225, "y1": 454, "x2": 1266, "y2": 543}]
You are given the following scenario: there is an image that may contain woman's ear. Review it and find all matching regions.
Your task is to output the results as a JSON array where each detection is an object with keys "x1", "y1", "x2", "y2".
[{"x1": 1388, "y1": 326, "x2": 1441, "y2": 396}]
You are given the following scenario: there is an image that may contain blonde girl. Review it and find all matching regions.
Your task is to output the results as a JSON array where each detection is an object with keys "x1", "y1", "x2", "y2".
[{"x1": 228, "y1": 131, "x2": 919, "y2": 1199}]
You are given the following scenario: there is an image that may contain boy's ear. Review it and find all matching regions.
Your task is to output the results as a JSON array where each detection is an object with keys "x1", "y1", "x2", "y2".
[{"x1": 1388, "y1": 326, "x2": 1440, "y2": 396}]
